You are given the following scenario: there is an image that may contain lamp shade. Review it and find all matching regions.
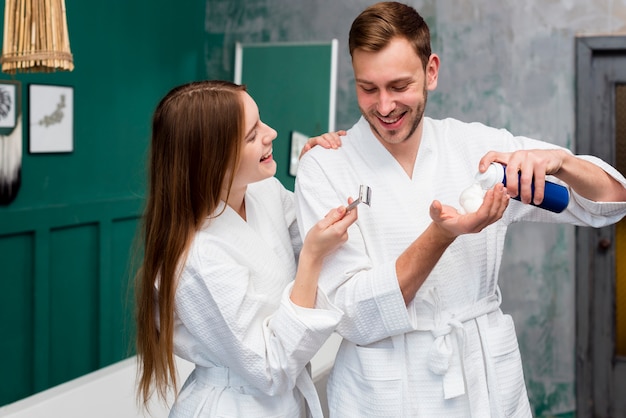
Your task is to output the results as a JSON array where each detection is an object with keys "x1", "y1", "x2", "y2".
[{"x1": 1, "y1": 0, "x2": 74, "y2": 73}]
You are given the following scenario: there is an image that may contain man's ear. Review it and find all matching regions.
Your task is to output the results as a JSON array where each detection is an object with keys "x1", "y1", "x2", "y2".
[{"x1": 426, "y1": 53, "x2": 440, "y2": 91}]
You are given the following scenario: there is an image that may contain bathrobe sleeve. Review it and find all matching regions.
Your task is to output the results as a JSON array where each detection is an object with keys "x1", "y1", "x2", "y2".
[
  {"x1": 278, "y1": 179, "x2": 304, "y2": 263},
  {"x1": 489, "y1": 135, "x2": 626, "y2": 227},
  {"x1": 173, "y1": 179, "x2": 342, "y2": 396},
  {"x1": 433, "y1": 118, "x2": 626, "y2": 227}
]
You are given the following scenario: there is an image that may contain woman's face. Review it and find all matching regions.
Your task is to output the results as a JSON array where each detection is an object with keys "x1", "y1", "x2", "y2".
[{"x1": 231, "y1": 92, "x2": 278, "y2": 188}]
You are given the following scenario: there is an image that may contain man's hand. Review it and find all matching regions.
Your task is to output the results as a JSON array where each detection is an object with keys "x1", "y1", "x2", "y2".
[{"x1": 430, "y1": 183, "x2": 510, "y2": 238}]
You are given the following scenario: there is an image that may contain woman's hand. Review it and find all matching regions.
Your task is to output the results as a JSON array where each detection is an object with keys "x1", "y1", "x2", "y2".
[
  {"x1": 302, "y1": 200, "x2": 358, "y2": 260},
  {"x1": 299, "y1": 130, "x2": 347, "y2": 159},
  {"x1": 291, "y1": 200, "x2": 358, "y2": 307}
]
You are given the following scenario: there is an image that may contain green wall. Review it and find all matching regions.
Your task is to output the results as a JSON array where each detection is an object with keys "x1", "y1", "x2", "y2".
[{"x1": 0, "y1": 0, "x2": 206, "y2": 406}]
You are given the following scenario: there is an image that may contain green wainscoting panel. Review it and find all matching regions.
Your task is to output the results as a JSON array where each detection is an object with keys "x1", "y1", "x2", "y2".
[
  {"x1": 110, "y1": 217, "x2": 141, "y2": 362},
  {"x1": 0, "y1": 198, "x2": 143, "y2": 405},
  {"x1": 0, "y1": 233, "x2": 35, "y2": 403},
  {"x1": 48, "y1": 223, "x2": 100, "y2": 388}
]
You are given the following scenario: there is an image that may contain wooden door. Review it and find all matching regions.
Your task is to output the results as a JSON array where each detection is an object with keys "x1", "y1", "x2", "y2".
[{"x1": 575, "y1": 35, "x2": 626, "y2": 418}]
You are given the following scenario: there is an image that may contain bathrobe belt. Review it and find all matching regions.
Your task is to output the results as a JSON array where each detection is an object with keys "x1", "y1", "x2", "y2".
[
  {"x1": 412, "y1": 289, "x2": 501, "y2": 417},
  {"x1": 194, "y1": 365, "x2": 323, "y2": 418}
]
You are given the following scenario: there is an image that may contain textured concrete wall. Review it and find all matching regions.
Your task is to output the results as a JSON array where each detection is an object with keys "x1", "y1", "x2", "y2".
[{"x1": 204, "y1": 0, "x2": 626, "y2": 415}]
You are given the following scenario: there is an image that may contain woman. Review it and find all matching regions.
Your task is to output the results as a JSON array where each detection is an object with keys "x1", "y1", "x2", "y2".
[{"x1": 135, "y1": 80, "x2": 357, "y2": 417}]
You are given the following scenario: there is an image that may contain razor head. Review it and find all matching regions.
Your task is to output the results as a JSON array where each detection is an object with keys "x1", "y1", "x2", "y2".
[{"x1": 346, "y1": 185, "x2": 372, "y2": 211}]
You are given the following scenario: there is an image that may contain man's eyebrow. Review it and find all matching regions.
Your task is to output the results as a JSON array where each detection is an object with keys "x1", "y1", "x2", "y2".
[{"x1": 355, "y1": 77, "x2": 413, "y2": 85}]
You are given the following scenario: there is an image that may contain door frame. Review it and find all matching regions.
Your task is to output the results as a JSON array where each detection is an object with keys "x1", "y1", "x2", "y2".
[{"x1": 575, "y1": 35, "x2": 626, "y2": 418}]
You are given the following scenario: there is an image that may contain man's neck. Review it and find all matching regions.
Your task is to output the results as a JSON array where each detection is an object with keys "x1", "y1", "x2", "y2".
[{"x1": 377, "y1": 123, "x2": 423, "y2": 179}]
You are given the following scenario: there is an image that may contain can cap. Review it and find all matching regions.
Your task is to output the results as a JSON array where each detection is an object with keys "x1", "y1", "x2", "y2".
[{"x1": 475, "y1": 163, "x2": 504, "y2": 190}]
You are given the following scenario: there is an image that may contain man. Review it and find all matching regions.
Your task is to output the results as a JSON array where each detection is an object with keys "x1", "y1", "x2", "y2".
[{"x1": 294, "y1": 2, "x2": 626, "y2": 417}]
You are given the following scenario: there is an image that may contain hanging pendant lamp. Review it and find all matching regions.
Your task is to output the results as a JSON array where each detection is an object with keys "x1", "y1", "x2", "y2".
[{"x1": 1, "y1": 0, "x2": 74, "y2": 73}]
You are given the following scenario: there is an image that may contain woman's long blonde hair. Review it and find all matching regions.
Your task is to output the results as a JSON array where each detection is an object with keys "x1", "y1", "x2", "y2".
[{"x1": 135, "y1": 80, "x2": 247, "y2": 408}]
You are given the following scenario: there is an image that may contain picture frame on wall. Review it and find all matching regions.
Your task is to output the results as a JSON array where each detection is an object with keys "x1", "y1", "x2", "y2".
[
  {"x1": 289, "y1": 130, "x2": 309, "y2": 177},
  {"x1": 28, "y1": 84, "x2": 74, "y2": 154},
  {"x1": 0, "y1": 79, "x2": 19, "y2": 135}
]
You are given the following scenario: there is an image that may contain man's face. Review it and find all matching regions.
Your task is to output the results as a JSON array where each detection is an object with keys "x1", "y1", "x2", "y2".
[{"x1": 352, "y1": 37, "x2": 438, "y2": 149}]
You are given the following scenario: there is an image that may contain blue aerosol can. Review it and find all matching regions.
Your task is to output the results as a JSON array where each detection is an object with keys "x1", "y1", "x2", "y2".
[{"x1": 476, "y1": 162, "x2": 570, "y2": 213}]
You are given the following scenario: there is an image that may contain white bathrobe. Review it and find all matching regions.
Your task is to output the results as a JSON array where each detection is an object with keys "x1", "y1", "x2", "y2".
[
  {"x1": 294, "y1": 117, "x2": 626, "y2": 418},
  {"x1": 168, "y1": 177, "x2": 342, "y2": 418}
]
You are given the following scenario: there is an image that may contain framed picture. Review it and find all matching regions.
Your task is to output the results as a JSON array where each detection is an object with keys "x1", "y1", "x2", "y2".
[
  {"x1": 0, "y1": 79, "x2": 20, "y2": 135},
  {"x1": 29, "y1": 84, "x2": 74, "y2": 153},
  {"x1": 289, "y1": 130, "x2": 310, "y2": 176}
]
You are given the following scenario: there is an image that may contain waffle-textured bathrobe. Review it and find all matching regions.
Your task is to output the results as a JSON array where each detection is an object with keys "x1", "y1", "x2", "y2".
[
  {"x1": 294, "y1": 116, "x2": 626, "y2": 418},
  {"x1": 168, "y1": 177, "x2": 342, "y2": 418}
]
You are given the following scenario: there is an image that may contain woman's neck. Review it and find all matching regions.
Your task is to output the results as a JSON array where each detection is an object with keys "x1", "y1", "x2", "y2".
[{"x1": 223, "y1": 185, "x2": 247, "y2": 220}]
